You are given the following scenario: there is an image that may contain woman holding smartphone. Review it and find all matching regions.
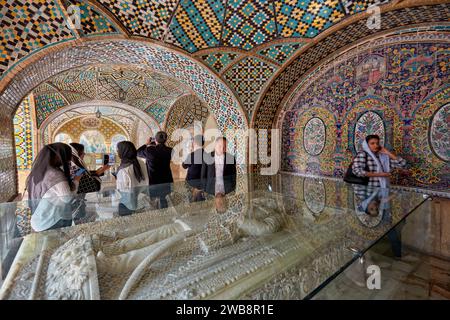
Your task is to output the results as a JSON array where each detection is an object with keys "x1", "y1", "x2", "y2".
[
  {"x1": 352, "y1": 135, "x2": 406, "y2": 188},
  {"x1": 26, "y1": 143, "x2": 82, "y2": 232}
]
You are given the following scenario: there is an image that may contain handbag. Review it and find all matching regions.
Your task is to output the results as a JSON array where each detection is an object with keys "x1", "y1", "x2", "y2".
[
  {"x1": 344, "y1": 152, "x2": 369, "y2": 185},
  {"x1": 77, "y1": 173, "x2": 101, "y2": 194}
]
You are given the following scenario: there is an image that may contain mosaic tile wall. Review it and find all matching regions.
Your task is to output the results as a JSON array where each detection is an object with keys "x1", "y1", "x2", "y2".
[
  {"x1": 33, "y1": 65, "x2": 188, "y2": 127},
  {"x1": 96, "y1": 0, "x2": 178, "y2": 39},
  {"x1": 222, "y1": 0, "x2": 277, "y2": 50},
  {"x1": 166, "y1": 0, "x2": 227, "y2": 53},
  {"x1": 0, "y1": 41, "x2": 248, "y2": 142},
  {"x1": 55, "y1": 116, "x2": 128, "y2": 146},
  {"x1": 165, "y1": 94, "x2": 210, "y2": 147},
  {"x1": 273, "y1": 0, "x2": 345, "y2": 38},
  {"x1": 198, "y1": 52, "x2": 241, "y2": 73},
  {"x1": 282, "y1": 35, "x2": 450, "y2": 190},
  {"x1": 1, "y1": 0, "x2": 402, "y2": 81},
  {"x1": 257, "y1": 42, "x2": 305, "y2": 64},
  {"x1": 13, "y1": 94, "x2": 33, "y2": 170},
  {"x1": 1, "y1": 0, "x2": 407, "y2": 129},
  {"x1": 0, "y1": 106, "x2": 15, "y2": 202},
  {"x1": 223, "y1": 57, "x2": 277, "y2": 118},
  {"x1": 254, "y1": 4, "x2": 450, "y2": 158},
  {"x1": 0, "y1": 0, "x2": 76, "y2": 77},
  {"x1": 62, "y1": 0, "x2": 120, "y2": 36}
]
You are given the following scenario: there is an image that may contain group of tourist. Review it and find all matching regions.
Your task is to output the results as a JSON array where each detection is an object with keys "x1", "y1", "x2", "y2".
[
  {"x1": 25, "y1": 130, "x2": 237, "y2": 231},
  {"x1": 24, "y1": 131, "x2": 404, "y2": 233}
]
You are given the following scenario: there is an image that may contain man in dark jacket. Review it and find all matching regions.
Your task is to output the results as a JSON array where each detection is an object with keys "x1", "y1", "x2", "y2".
[
  {"x1": 137, "y1": 131, "x2": 173, "y2": 208},
  {"x1": 201, "y1": 137, "x2": 236, "y2": 196},
  {"x1": 182, "y1": 135, "x2": 204, "y2": 185}
]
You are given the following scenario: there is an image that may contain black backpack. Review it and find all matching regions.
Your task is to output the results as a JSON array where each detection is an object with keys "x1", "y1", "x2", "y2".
[{"x1": 343, "y1": 152, "x2": 369, "y2": 185}]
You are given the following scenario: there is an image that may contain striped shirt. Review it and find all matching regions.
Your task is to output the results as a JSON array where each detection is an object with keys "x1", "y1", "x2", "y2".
[{"x1": 352, "y1": 151, "x2": 406, "y2": 187}]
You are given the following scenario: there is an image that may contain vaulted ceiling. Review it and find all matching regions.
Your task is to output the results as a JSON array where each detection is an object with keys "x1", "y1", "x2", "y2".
[
  {"x1": 32, "y1": 65, "x2": 191, "y2": 127},
  {"x1": 1, "y1": 0, "x2": 397, "y2": 120}
]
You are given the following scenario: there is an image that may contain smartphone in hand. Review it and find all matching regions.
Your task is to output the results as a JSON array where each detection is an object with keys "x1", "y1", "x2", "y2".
[
  {"x1": 103, "y1": 154, "x2": 110, "y2": 166},
  {"x1": 75, "y1": 168, "x2": 86, "y2": 177}
]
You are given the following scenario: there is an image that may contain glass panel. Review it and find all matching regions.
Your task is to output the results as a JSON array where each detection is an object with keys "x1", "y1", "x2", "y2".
[
  {"x1": 0, "y1": 173, "x2": 431, "y2": 299},
  {"x1": 312, "y1": 197, "x2": 450, "y2": 299}
]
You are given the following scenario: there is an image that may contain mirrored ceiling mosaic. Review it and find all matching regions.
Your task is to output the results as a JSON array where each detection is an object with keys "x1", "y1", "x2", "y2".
[
  {"x1": 1, "y1": 0, "x2": 396, "y2": 119},
  {"x1": 32, "y1": 65, "x2": 191, "y2": 127}
]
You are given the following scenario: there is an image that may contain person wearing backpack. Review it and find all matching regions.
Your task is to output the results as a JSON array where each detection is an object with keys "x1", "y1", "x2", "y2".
[{"x1": 350, "y1": 134, "x2": 406, "y2": 188}]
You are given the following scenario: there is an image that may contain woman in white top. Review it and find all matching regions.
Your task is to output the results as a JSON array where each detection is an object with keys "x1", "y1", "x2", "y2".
[
  {"x1": 116, "y1": 141, "x2": 149, "y2": 215},
  {"x1": 27, "y1": 143, "x2": 83, "y2": 232}
]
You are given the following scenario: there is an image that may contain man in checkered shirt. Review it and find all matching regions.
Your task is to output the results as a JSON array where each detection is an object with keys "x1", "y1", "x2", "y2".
[{"x1": 352, "y1": 135, "x2": 406, "y2": 188}]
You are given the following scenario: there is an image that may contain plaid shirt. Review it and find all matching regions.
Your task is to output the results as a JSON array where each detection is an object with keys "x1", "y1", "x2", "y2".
[{"x1": 352, "y1": 151, "x2": 406, "y2": 187}]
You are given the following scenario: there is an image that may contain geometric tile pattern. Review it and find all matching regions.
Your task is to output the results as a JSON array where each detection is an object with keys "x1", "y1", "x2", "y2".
[
  {"x1": 273, "y1": 0, "x2": 345, "y2": 38},
  {"x1": 198, "y1": 52, "x2": 241, "y2": 73},
  {"x1": 145, "y1": 103, "x2": 171, "y2": 124},
  {"x1": 0, "y1": 41, "x2": 248, "y2": 141},
  {"x1": 0, "y1": 0, "x2": 76, "y2": 76},
  {"x1": 340, "y1": 0, "x2": 390, "y2": 15},
  {"x1": 224, "y1": 57, "x2": 277, "y2": 117},
  {"x1": 0, "y1": 0, "x2": 400, "y2": 80},
  {"x1": 166, "y1": 0, "x2": 227, "y2": 53},
  {"x1": 257, "y1": 42, "x2": 305, "y2": 64},
  {"x1": 62, "y1": 0, "x2": 120, "y2": 36},
  {"x1": 222, "y1": 0, "x2": 277, "y2": 50},
  {"x1": 55, "y1": 116, "x2": 127, "y2": 145},
  {"x1": 33, "y1": 65, "x2": 189, "y2": 127},
  {"x1": 96, "y1": 0, "x2": 178, "y2": 39},
  {"x1": 35, "y1": 92, "x2": 67, "y2": 128},
  {"x1": 13, "y1": 94, "x2": 34, "y2": 170},
  {"x1": 41, "y1": 103, "x2": 160, "y2": 150},
  {"x1": 165, "y1": 94, "x2": 210, "y2": 147}
]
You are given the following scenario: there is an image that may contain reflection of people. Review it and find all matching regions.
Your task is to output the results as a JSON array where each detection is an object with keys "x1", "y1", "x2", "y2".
[
  {"x1": 200, "y1": 137, "x2": 236, "y2": 196},
  {"x1": 182, "y1": 135, "x2": 205, "y2": 201},
  {"x1": 116, "y1": 141, "x2": 149, "y2": 216},
  {"x1": 137, "y1": 131, "x2": 173, "y2": 208},
  {"x1": 352, "y1": 135, "x2": 406, "y2": 188},
  {"x1": 27, "y1": 143, "x2": 81, "y2": 232},
  {"x1": 354, "y1": 186, "x2": 402, "y2": 258},
  {"x1": 214, "y1": 193, "x2": 228, "y2": 214}
]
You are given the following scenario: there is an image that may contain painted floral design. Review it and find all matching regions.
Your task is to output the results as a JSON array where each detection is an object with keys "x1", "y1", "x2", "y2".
[
  {"x1": 303, "y1": 117, "x2": 326, "y2": 156},
  {"x1": 430, "y1": 103, "x2": 449, "y2": 162},
  {"x1": 354, "y1": 111, "x2": 385, "y2": 151},
  {"x1": 304, "y1": 178, "x2": 326, "y2": 215}
]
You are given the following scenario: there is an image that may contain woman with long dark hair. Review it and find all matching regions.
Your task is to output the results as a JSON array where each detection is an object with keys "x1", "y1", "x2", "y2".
[
  {"x1": 116, "y1": 141, "x2": 149, "y2": 215},
  {"x1": 26, "y1": 143, "x2": 82, "y2": 231}
]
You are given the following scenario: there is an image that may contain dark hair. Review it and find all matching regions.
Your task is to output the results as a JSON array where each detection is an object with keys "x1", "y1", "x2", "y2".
[
  {"x1": 117, "y1": 141, "x2": 145, "y2": 182},
  {"x1": 70, "y1": 142, "x2": 85, "y2": 155},
  {"x1": 193, "y1": 135, "x2": 204, "y2": 147},
  {"x1": 27, "y1": 143, "x2": 74, "y2": 192},
  {"x1": 155, "y1": 131, "x2": 168, "y2": 144},
  {"x1": 365, "y1": 135, "x2": 380, "y2": 143},
  {"x1": 215, "y1": 136, "x2": 227, "y2": 142}
]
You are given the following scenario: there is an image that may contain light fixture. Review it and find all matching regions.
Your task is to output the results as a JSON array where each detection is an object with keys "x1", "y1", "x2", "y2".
[
  {"x1": 94, "y1": 67, "x2": 102, "y2": 118},
  {"x1": 95, "y1": 106, "x2": 102, "y2": 119}
]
